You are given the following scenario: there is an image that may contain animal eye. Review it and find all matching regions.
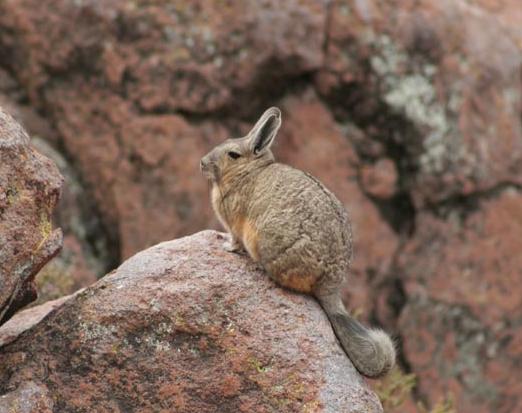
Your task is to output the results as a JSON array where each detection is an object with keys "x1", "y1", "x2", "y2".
[{"x1": 228, "y1": 151, "x2": 241, "y2": 160}]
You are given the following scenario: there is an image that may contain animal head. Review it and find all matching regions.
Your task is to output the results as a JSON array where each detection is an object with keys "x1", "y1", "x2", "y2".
[{"x1": 200, "y1": 107, "x2": 282, "y2": 183}]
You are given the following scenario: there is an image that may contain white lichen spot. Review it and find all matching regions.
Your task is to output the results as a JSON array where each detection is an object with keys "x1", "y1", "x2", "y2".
[
  {"x1": 369, "y1": 34, "x2": 466, "y2": 175},
  {"x1": 150, "y1": 298, "x2": 162, "y2": 313},
  {"x1": 163, "y1": 27, "x2": 178, "y2": 43},
  {"x1": 213, "y1": 56, "x2": 224, "y2": 67},
  {"x1": 339, "y1": 4, "x2": 351, "y2": 16},
  {"x1": 157, "y1": 322, "x2": 173, "y2": 335},
  {"x1": 78, "y1": 322, "x2": 119, "y2": 346},
  {"x1": 503, "y1": 88, "x2": 520, "y2": 108},
  {"x1": 448, "y1": 91, "x2": 463, "y2": 113},
  {"x1": 185, "y1": 37, "x2": 195, "y2": 48},
  {"x1": 370, "y1": 35, "x2": 407, "y2": 76},
  {"x1": 384, "y1": 74, "x2": 449, "y2": 137},
  {"x1": 144, "y1": 336, "x2": 171, "y2": 352},
  {"x1": 238, "y1": 49, "x2": 249, "y2": 60}
]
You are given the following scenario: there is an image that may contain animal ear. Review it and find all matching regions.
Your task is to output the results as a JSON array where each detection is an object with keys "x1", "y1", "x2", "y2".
[{"x1": 248, "y1": 107, "x2": 282, "y2": 155}]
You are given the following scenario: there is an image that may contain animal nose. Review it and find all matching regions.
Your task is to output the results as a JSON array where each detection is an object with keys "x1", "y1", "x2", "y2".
[{"x1": 200, "y1": 158, "x2": 207, "y2": 171}]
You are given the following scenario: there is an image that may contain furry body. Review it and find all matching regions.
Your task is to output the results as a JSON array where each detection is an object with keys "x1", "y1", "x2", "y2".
[{"x1": 201, "y1": 107, "x2": 396, "y2": 377}]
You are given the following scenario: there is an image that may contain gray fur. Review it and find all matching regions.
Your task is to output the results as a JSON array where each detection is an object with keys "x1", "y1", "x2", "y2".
[{"x1": 200, "y1": 106, "x2": 396, "y2": 378}]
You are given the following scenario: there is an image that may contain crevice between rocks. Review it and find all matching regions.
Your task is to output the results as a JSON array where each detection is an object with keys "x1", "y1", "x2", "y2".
[
  {"x1": 132, "y1": 67, "x2": 318, "y2": 127},
  {"x1": 51, "y1": 131, "x2": 122, "y2": 274},
  {"x1": 321, "y1": 0, "x2": 335, "y2": 66},
  {"x1": 421, "y1": 181, "x2": 522, "y2": 220},
  {"x1": 318, "y1": 81, "x2": 420, "y2": 237},
  {"x1": 370, "y1": 240, "x2": 413, "y2": 370}
]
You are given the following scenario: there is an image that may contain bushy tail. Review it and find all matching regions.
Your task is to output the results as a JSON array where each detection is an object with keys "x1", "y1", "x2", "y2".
[{"x1": 318, "y1": 295, "x2": 396, "y2": 378}]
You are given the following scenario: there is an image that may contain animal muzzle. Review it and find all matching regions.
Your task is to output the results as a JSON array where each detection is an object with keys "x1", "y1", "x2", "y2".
[{"x1": 200, "y1": 156, "x2": 215, "y2": 180}]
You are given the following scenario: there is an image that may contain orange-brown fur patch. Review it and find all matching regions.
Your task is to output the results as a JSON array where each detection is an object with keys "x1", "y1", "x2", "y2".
[
  {"x1": 242, "y1": 220, "x2": 259, "y2": 261},
  {"x1": 211, "y1": 184, "x2": 259, "y2": 262},
  {"x1": 277, "y1": 272, "x2": 317, "y2": 294},
  {"x1": 229, "y1": 215, "x2": 245, "y2": 244}
]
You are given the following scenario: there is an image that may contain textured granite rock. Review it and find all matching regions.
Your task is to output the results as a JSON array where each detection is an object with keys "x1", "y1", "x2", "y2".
[
  {"x1": 0, "y1": 107, "x2": 63, "y2": 325},
  {"x1": 0, "y1": 231, "x2": 383, "y2": 413},
  {"x1": 398, "y1": 189, "x2": 522, "y2": 412},
  {"x1": 318, "y1": 0, "x2": 522, "y2": 207},
  {"x1": 0, "y1": 381, "x2": 54, "y2": 413},
  {"x1": 0, "y1": 91, "x2": 102, "y2": 305}
]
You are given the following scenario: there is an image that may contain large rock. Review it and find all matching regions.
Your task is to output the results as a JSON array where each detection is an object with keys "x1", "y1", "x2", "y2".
[
  {"x1": 0, "y1": 0, "x2": 327, "y2": 114},
  {"x1": 0, "y1": 231, "x2": 383, "y2": 412},
  {"x1": 29, "y1": 138, "x2": 104, "y2": 304},
  {"x1": 398, "y1": 189, "x2": 522, "y2": 412},
  {"x1": 1, "y1": 78, "x2": 104, "y2": 303},
  {"x1": 318, "y1": 0, "x2": 522, "y2": 207},
  {"x1": 0, "y1": 107, "x2": 63, "y2": 325}
]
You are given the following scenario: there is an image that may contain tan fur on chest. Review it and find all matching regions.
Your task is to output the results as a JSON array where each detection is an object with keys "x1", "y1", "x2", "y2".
[
  {"x1": 242, "y1": 220, "x2": 259, "y2": 261},
  {"x1": 211, "y1": 185, "x2": 238, "y2": 235},
  {"x1": 211, "y1": 185, "x2": 225, "y2": 227},
  {"x1": 211, "y1": 185, "x2": 239, "y2": 232},
  {"x1": 211, "y1": 185, "x2": 259, "y2": 260}
]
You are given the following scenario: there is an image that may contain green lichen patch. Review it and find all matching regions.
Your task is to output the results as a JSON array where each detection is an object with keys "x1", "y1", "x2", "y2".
[
  {"x1": 248, "y1": 357, "x2": 271, "y2": 374},
  {"x1": 34, "y1": 210, "x2": 53, "y2": 252},
  {"x1": 6, "y1": 186, "x2": 19, "y2": 205}
]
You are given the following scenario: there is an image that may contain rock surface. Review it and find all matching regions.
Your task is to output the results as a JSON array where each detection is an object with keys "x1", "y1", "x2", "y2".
[
  {"x1": 0, "y1": 381, "x2": 54, "y2": 413},
  {"x1": 0, "y1": 293, "x2": 76, "y2": 348},
  {"x1": 29, "y1": 138, "x2": 101, "y2": 304},
  {"x1": 0, "y1": 85, "x2": 104, "y2": 304},
  {"x1": 0, "y1": 231, "x2": 383, "y2": 413},
  {"x1": 398, "y1": 189, "x2": 522, "y2": 413},
  {"x1": 319, "y1": 0, "x2": 522, "y2": 206},
  {"x1": 0, "y1": 108, "x2": 63, "y2": 325}
]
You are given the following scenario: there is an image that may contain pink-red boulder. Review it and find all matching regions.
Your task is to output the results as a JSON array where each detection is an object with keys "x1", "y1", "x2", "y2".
[
  {"x1": 0, "y1": 231, "x2": 383, "y2": 413},
  {"x1": 0, "y1": 107, "x2": 63, "y2": 325},
  {"x1": 1, "y1": 82, "x2": 102, "y2": 303},
  {"x1": 319, "y1": 0, "x2": 522, "y2": 206},
  {"x1": 398, "y1": 190, "x2": 522, "y2": 413}
]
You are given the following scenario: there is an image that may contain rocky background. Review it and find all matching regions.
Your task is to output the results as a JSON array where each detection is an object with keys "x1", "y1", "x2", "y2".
[{"x1": 0, "y1": 0, "x2": 520, "y2": 412}]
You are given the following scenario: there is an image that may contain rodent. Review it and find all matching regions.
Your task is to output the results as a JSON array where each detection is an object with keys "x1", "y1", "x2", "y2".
[{"x1": 200, "y1": 107, "x2": 396, "y2": 378}]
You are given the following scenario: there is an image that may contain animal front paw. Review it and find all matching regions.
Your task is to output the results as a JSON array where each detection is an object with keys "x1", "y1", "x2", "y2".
[{"x1": 223, "y1": 240, "x2": 246, "y2": 254}]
